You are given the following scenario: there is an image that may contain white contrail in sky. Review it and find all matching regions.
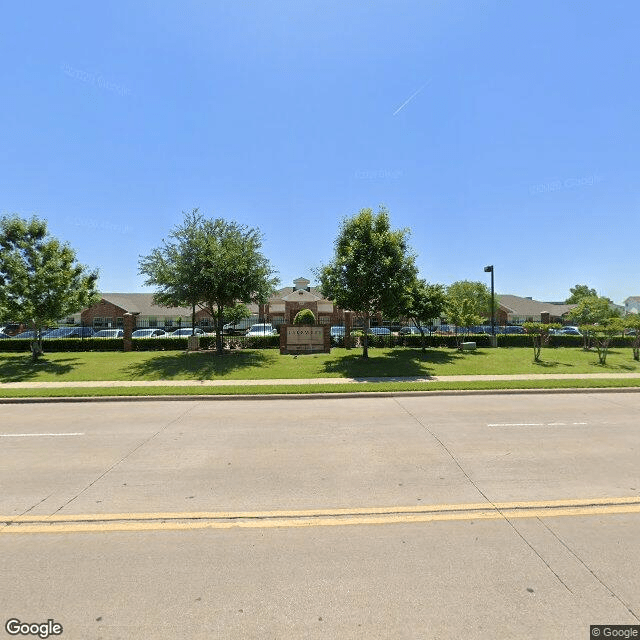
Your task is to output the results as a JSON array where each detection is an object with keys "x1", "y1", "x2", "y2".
[{"x1": 392, "y1": 80, "x2": 431, "y2": 116}]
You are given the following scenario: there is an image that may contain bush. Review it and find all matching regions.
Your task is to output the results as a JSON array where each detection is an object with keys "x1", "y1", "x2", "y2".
[{"x1": 293, "y1": 309, "x2": 316, "y2": 325}]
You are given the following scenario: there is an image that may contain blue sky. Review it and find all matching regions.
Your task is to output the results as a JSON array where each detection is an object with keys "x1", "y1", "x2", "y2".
[{"x1": 2, "y1": 1, "x2": 638, "y2": 303}]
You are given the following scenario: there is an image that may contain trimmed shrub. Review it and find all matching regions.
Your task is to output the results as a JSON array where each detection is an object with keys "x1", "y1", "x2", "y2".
[{"x1": 293, "y1": 309, "x2": 316, "y2": 325}]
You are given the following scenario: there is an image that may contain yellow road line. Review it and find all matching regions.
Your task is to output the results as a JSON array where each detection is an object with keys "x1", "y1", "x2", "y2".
[
  {"x1": 5, "y1": 495, "x2": 640, "y2": 523},
  {"x1": 2, "y1": 497, "x2": 639, "y2": 535}
]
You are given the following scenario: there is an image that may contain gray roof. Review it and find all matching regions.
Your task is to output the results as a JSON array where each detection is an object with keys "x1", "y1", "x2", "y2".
[
  {"x1": 498, "y1": 295, "x2": 575, "y2": 317},
  {"x1": 99, "y1": 293, "x2": 258, "y2": 316},
  {"x1": 275, "y1": 286, "x2": 323, "y2": 297},
  {"x1": 99, "y1": 293, "x2": 194, "y2": 316}
]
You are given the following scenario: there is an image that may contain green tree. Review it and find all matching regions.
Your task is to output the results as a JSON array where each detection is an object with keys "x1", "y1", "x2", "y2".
[
  {"x1": 523, "y1": 322, "x2": 561, "y2": 362},
  {"x1": 293, "y1": 309, "x2": 316, "y2": 325},
  {"x1": 139, "y1": 209, "x2": 208, "y2": 334},
  {"x1": 0, "y1": 215, "x2": 99, "y2": 358},
  {"x1": 565, "y1": 284, "x2": 597, "y2": 304},
  {"x1": 223, "y1": 303, "x2": 252, "y2": 330},
  {"x1": 624, "y1": 314, "x2": 640, "y2": 361},
  {"x1": 581, "y1": 319, "x2": 623, "y2": 365},
  {"x1": 402, "y1": 279, "x2": 446, "y2": 352},
  {"x1": 140, "y1": 212, "x2": 278, "y2": 355},
  {"x1": 317, "y1": 206, "x2": 417, "y2": 358},
  {"x1": 445, "y1": 281, "x2": 492, "y2": 347},
  {"x1": 566, "y1": 296, "x2": 619, "y2": 349}
]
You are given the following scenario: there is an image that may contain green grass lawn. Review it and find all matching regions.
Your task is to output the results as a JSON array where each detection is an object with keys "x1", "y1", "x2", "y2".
[
  {"x1": 2, "y1": 378, "x2": 640, "y2": 399},
  {"x1": 1, "y1": 346, "x2": 639, "y2": 383}
]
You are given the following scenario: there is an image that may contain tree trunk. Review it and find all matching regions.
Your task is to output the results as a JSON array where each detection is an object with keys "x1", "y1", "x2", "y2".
[
  {"x1": 532, "y1": 335, "x2": 541, "y2": 362},
  {"x1": 362, "y1": 312, "x2": 370, "y2": 359},
  {"x1": 31, "y1": 326, "x2": 44, "y2": 360},
  {"x1": 191, "y1": 303, "x2": 196, "y2": 336},
  {"x1": 416, "y1": 321, "x2": 426, "y2": 353},
  {"x1": 215, "y1": 305, "x2": 224, "y2": 355}
]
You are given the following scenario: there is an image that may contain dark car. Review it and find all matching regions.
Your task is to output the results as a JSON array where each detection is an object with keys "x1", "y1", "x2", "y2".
[
  {"x1": 504, "y1": 326, "x2": 525, "y2": 334},
  {"x1": 44, "y1": 327, "x2": 95, "y2": 339},
  {"x1": 12, "y1": 330, "x2": 39, "y2": 339},
  {"x1": 399, "y1": 325, "x2": 429, "y2": 335},
  {"x1": 368, "y1": 327, "x2": 392, "y2": 336}
]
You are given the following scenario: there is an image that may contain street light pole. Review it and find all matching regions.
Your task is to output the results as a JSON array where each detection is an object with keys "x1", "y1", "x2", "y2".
[{"x1": 484, "y1": 265, "x2": 495, "y2": 337}]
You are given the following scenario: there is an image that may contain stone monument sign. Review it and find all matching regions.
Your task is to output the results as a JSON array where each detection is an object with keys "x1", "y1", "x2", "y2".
[{"x1": 280, "y1": 325, "x2": 330, "y2": 354}]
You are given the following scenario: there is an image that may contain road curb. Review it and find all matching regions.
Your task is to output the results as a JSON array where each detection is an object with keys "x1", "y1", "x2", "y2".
[{"x1": 1, "y1": 386, "x2": 640, "y2": 403}]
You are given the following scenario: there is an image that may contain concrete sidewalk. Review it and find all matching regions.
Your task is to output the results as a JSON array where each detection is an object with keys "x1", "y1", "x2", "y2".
[{"x1": 2, "y1": 372, "x2": 640, "y2": 388}]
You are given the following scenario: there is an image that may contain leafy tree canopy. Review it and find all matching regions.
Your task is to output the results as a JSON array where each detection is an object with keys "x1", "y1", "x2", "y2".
[
  {"x1": 139, "y1": 210, "x2": 278, "y2": 354},
  {"x1": 445, "y1": 281, "x2": 492, "y2": 334},
  {"x1": 566, "y1": 295, "x2": 618, "y2": 326},
  {"x1": 400, "y1": 279, "x2": 446, "y2": 351},
  {"x1": 0, "y1": 214, "x2": 100, "y2": 357},
  {"x1": 138, "y1": 209, "x2": 207, "y2": 313},
  {"x1": 566, "y1": 284, "x2": 597, "y2": 304},
  {"x1": 522, "y1": 322, "x2": 561, "y2": 362},
  {"x1": 316, "y1": 206, "x2": 417, "y2": 357}
]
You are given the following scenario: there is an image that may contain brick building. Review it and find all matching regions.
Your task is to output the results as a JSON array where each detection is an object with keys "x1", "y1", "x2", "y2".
[
  {"x1": 80, "y1": 293, "x2": 231, "y2": 330},
  {"x1": 259, "y1": 277, "x2": 344, "y2": 327},
  {"x1": 80, "y1": 278, "x2": 378, "y2": 330}
]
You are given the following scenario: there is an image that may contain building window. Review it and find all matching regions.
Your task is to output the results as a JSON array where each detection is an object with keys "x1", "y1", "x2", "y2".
[
  {"x1": 92, "y1": 316, "x2": 114, "y2": 329},
  {"x1": 319, "y1": 316, "x2": 330, "y2": 324}
]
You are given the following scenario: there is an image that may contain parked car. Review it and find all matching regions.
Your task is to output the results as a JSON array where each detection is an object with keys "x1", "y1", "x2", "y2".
[
  {"x1": 399, "y1": 325, "x2": 424, "y2": 335},
  {"x1": 93, "y1": 329, "x2": 124, "y2": 338},
  {"x1": 330, "y1": 326, "x2": 345, "y2": 337},
  {"x1": 0, "y1": 332, "x2": 11, "y2": 339},
  {"x1": 12, "y1": 330, "x2": 39, "y2": 339},
  {"x1": 368, "y1": 327, "x2": 392, "y2": 336},
  {"x1": 170, "y1": 327, "x2": 206, "y2": 337},
  {"x1": 223, "y1": 322, "x2": 246, "y2": 335},
  {"x1": 245, "y1": 323, "x2": 278, "y2": 336},
  {"x1": 43, "y1": 327, "x2": 95, "y2": 339},
  {"x1": 557, "y1": 326, "x2": 582, "y2": 336},
  {"x1": 132, "y1": 329, "x2": 167, "y2": 338},
  {"x1": 1, "y1": 323, "x2": 23, "y2": 336},
  {"x1": 503, "y1": 325, "x2": 525, "y2": 334}
]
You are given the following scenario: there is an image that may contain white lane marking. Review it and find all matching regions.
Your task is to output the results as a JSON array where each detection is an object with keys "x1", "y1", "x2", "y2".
[
  {"x1": 488, "y1": 422, "x2": 588, "y2": 427},
  {"x1": 0, "y1": 433, "x2": 85, "y2": 438},
  {"x1": 488, "y1": 423, "x2": 543, "y2": 427}
]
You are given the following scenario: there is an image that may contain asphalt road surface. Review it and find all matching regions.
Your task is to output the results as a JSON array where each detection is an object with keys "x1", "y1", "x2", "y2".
[{"x1": 1, "y1": 392, "x2": 639, "y2": 639}]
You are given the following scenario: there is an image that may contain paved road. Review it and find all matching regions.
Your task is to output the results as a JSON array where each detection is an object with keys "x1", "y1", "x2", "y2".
[{"x1": 1, "y1": 393, "x2": 639, "y2": 639}]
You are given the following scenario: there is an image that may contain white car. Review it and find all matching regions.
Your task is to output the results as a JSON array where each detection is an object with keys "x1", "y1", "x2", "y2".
[
  {"x1": 93, "y1": 329, "x2": 124, "y2": 338},
  {"x1": 245, "y1": 323, "x2": 278, "y2": 337},
  {"x1": 131, "y1": 329, "x2": 167, "y2": 338},
  {"x1": 170, "y1": 327, "x2": 206, "y2": 337}
]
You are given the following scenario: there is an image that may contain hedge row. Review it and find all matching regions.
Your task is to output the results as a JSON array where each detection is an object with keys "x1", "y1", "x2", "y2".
[
  {"x1": 1, "y1": 334, "x2": 635, "y2": 353},
  {"x1": 0, "y1": 335, "x2": 281, "y2": 353},
  {"x1": 333, "y1": 334, "x2": 637, "y2": 349}
]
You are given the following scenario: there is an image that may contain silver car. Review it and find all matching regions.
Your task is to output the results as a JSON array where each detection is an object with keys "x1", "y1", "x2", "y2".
[
  {"x1": 131, "y1": 329, "x2": 167, "y2": 338},
  {"x1": 93, "y1": 329, "x2": 124, "y2": 338},
  {"x1": 245, "y1": 323, "x2": 278, "y2": 336}
]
